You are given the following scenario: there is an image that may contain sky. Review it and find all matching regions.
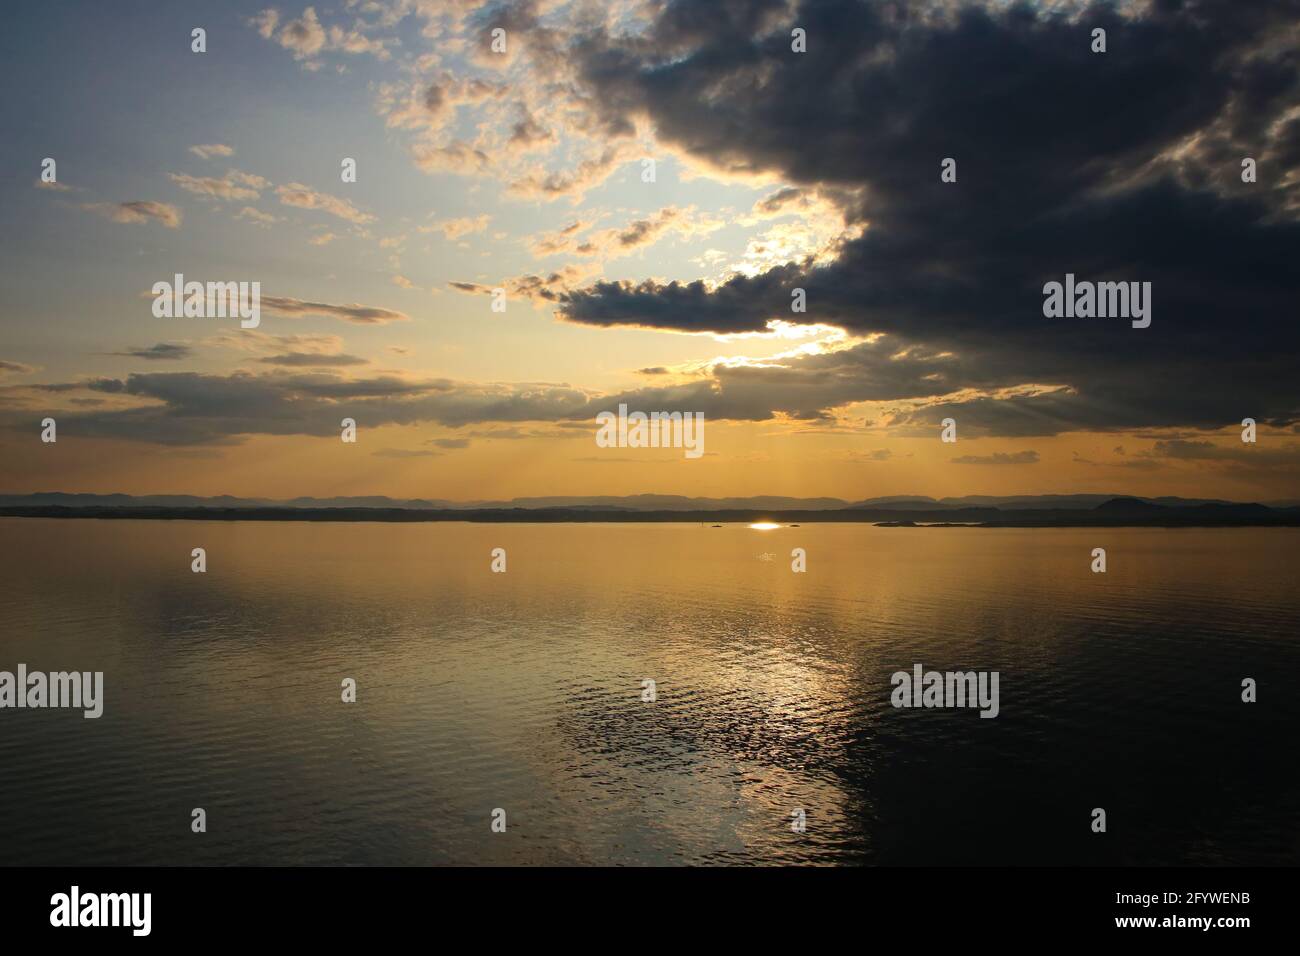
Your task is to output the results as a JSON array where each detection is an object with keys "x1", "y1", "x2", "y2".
[{"x1": 1, "y1": 0, "x2": 1297, "y2": 502}]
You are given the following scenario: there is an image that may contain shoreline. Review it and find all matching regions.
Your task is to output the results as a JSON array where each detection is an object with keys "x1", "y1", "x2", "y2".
[{"x1": 3, "y1": 505, "x2": 1298, "y2": 528}]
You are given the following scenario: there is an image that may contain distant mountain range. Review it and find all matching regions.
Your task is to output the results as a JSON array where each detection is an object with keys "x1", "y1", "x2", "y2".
[
  {"x1": 1, "y1": 491, "x2": 1293, "y2": 510},
  {"x1": 2, "y1": 492, "x2": 1298, "y2": 526}
]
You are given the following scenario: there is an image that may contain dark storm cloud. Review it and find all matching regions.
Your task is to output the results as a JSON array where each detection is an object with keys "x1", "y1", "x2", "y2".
[{"x1": 555, "y1": 0, "x2": 1300, "y2": 434}]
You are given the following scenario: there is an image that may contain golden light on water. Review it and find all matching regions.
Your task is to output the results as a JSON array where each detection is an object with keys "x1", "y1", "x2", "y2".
[{"x1": 749, "y1": 522, "x2": 781, "y2": 531}]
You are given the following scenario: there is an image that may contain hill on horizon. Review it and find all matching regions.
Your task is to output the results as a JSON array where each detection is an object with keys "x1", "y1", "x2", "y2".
[{"x1": 0, "y1": 490, "x2": 1276, "y2": 511}]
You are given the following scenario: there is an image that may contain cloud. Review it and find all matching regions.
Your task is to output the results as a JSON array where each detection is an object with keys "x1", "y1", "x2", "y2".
[
  {"x1": 420, "y1": 215, "x2": 491, "y2": 239},
  {"x1": 530, "y1": 206, "x2": 724, "y2": 261},
  {"x1": 327, "y1": 24, "x2": 392, "y2": 60},
  {"x1": 751, "y1": 187, "x2": 809, "y2": 218},
  {"x1": 373, "y1": 447, "x2": 439, "y2": 458},
  {"x1": 852, "y1": 448, "x2": 893, "y2": 463},
  {"x1": 508, "y1": 109, "x2": 553, "y2": 150},
  {"x1": 252, "y1": 6, "x2": 393, "y2": 66},
  {"x1": 461, "y1": 425, "x2": 578, "y2": 441},
  {"x1": 205, "y1": 329, "x2": 349, "y2": 356},
  {"x1": 1142, "y1": 438, "x2": 1300, "y2": 468},
  {"x1": 250, "y1": 9, "x2": 279, "y2": 40},
  {"x1": 258, "y1": 352, "x2": 369, "y2": 367},
  {"x1": 0, "y1": 370, "x2": 598, "y2": 445},
  {"x1": 951, "y1": 451, "x2": 1041, "y2": 466},
  {"x1": 189, "y1": 144, "x2": 235, "y2": 160},
  {"x1": 170, "y1": 170, "x2": 269, "y2": 201},
  {"x1": 381, "y1": 72, "x2": 508, "y2": 135},
  {"x1": 1147, "y1": 439, "x2": 1240, "y2": 461},
  {"x1": 411, "y1": 141, "x2": 490, "y2": 175},
  {"x1": 81, "y1": 201, "x2": 181, "y2": 228},
  {"x1": 549, "y1": 0, "x2": 1300, "y2": 436},
  {"x1": 236, "y1": 206, "x2": 279, "y2": 227},
  {"x1": 448, "y1": 263, "x2": 597, "y2": 305},
  {"x1": 366, "y1": 18, "x2": 622, "y2": 195},
  {"x1": 273, "y1": 6, "x2": 326, "y2": 61},
  {"x1": 529, "y1": 220, "x2": 589, "y2": 255},
  {"x1": 262, "y1": 295, "x2": 409, "y2": 325},
  {"x1": 110, "y1": 343, "x2": 194, "y2": 361},
  {"x1": 506, "y1": 144, "x2": 631, "y2": 200},
  {"x1": 276, "y1": 182, "x2": 375, "y2": 223},
  {"x1": 0, "y1": 361, "x2": 36, "y2": 376}
]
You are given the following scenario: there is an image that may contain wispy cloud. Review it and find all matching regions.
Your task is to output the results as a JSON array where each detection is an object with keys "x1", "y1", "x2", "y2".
[
  {"x1": 420, "y1": 215, "x2": 491, "y2": 240},
  {"x1": 236, "y1": 206, "x2": 279, "y2": 227},
  {"x1": 170, "y1": 170, "x2": 269, "y2": 202},
  {"x1": 257, "y1": 351, "x2": 369, "y2": 367},
  {"x1": 276, "y1": 182, "x2": 375, "y2": 224},
  {"x1": 951, "y1": 451, "x2": 1041, "y2": 466},
  {"x1": 188, "y1": 143, "x2": 235, "y2": 160},
  {"x1": 530, "y1": 207, "x2": 724, "y2": 261},
  {"x1": 109, "y1": 343, "x2": 194, "y2": 361},
  {"x1": 373, "y1": 447, "x2": 438, "y2": 458},
  {"x1": 81, "y1": 201, "x2": 182, "y2": 228},
  {"x1": 262, "y1": 295, "x2": 408, "y2": 325}
]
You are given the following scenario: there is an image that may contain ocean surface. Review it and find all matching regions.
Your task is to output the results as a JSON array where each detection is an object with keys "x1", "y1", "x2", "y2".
[{"x1": 0, "y1": 518, "x2": 1296, "y2": 866}]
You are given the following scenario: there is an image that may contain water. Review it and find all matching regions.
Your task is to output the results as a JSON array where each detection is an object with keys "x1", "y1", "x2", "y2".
[{"x1": 0, "y1": 518, "x2": 1296, "y2": 866}]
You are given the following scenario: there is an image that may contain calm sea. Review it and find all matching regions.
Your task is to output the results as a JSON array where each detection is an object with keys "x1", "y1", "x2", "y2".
[{"x1": 0, "y1": 518, "x2": 1296, "y2": 866}]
